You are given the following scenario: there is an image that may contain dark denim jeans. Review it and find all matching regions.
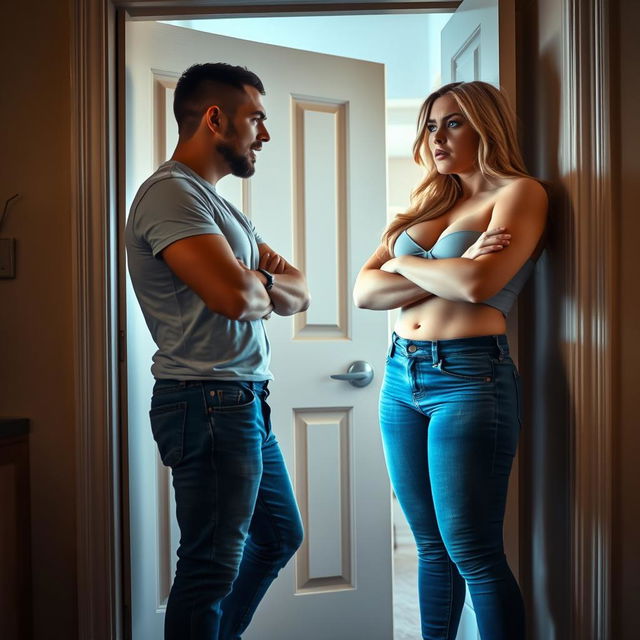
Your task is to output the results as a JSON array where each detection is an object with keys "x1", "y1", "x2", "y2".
[
  {"x1": 149, "y1": 379, "x2": 303, "y2": 640},
  {"x1": 380, "y1": 333, "x2": 525, "y2": 640}
]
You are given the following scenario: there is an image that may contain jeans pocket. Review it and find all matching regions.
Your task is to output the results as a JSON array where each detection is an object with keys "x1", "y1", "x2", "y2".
[
  {"x1": 435, "y1": 353, "x2": 494, "y2": 383},
  {"x1": 149, "y1": 401, "x2": 187, "y2": 467},
  {"x1": 385, "y1": 340, "x2": 395, "y2": 365},
  {"x1": 207, "y1": 385, "x2": 256, "y2": 411}
]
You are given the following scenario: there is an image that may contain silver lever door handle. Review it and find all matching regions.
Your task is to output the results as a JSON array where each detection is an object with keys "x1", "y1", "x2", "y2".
[{"x1": 330, "y1": 361, "x2": 374, "y2": 388}]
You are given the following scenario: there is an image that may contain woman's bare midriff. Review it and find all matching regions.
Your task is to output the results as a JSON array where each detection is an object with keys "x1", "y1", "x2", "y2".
[{"x1": 394, "y1": 296, "x2": 506, "y2": 341}]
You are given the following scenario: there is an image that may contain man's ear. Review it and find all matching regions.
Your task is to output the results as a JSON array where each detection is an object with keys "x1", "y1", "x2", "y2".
[{"x1": 204, "y1": 105, "x2": 224, "y2": 134}]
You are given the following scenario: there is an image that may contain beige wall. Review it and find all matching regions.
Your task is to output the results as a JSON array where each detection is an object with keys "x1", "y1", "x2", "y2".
[
  {"x1": 615, "y1": 0, "x2": 640, "y2": 636},
  {"x1": 0, "y1": 2, "x2": 77, "y2": 639}
]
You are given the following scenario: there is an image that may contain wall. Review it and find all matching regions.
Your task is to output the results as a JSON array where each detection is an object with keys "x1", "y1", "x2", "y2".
[
  {"x1": 517, "y1": 0, "x2": 571, "y2": 637},
  {"x1": 615, "y1": 0, "x2": 640, "y2": 636},
  {"x1": 387, "y1": 157, "x2": 423, "y2": 215},
  {"x1": 518, "y1": 0, "x2": 640, "y2": 638},
  {"x1": 0, "y1": 2, "x2": 77, "y2": 639}
]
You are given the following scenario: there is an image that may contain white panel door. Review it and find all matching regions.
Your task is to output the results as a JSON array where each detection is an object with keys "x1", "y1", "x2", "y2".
[
  {"x1": 441, "y1": 0, "x2": 499, "y2": 85},
  {"x1": 125, "y1": 20, "x2": 391, "y2": 640},
  {"x1": 441, "y1": 3, "x2": 517, "y2": 639}
]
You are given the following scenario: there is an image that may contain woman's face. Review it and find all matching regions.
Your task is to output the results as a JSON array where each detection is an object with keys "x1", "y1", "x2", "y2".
[{"x1": 426, "y1": 93, "x2": 480, "y2": 175}]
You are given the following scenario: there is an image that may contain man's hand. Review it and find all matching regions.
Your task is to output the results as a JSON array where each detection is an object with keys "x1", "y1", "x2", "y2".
[
  {"x1": 256, "y1": 243, "x2": 310, "y2": 316},
  {"x1": 259, "y1": 250, "x2": 287, "y2": 274},
  {"x1": 236, "y1": 258, "x2": 273, "y2": 319}
]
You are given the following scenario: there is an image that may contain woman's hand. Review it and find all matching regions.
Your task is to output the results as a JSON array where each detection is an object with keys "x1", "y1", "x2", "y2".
[
  {"x1": 354, "y1": 245, "x2": 431, "y2": 310},
  {"x1": 380, "y1": 258, "x2": 400, "y2": 273},
  {"x1": 461, "y1": 227, "x2": 511, "y2": 259}
]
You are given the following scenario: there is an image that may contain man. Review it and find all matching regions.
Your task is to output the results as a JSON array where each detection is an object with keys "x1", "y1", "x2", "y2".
[{"x1": 125, "y1": 63, "x2": 309, "y2": 640}]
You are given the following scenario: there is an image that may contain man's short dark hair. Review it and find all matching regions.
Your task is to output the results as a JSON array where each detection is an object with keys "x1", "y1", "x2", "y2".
[{"x1": 173, "y1": 63, "x2": 265, "y2": 138}]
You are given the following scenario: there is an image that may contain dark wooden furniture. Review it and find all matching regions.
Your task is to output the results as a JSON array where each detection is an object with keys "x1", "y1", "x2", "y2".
[{"x1": 0, "y1": 418, "x2": 32, "y2": 640}]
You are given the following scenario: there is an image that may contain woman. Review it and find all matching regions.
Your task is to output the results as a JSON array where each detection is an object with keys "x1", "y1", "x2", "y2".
[{"x1": 353, "y1": 81, "x2": 547, "y2": 640}]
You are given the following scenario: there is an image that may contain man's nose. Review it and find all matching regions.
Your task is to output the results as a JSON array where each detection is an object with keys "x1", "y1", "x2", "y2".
[{"x1": 258, "y1": 123, "x2": 270, "y2": 142}]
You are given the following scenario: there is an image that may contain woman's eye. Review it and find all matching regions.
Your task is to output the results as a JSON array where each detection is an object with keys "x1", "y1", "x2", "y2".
[
  {"x1": 447, "y1": 120, "x2": 460, "y2": 128},
  {"x1": 427, "y1": 124, "x2": 437, "y2": 132}
]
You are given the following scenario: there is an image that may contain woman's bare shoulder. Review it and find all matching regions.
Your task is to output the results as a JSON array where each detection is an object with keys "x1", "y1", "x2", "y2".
[{"x1": 497, "y1": 176, "x2": 548, "y2": 203}]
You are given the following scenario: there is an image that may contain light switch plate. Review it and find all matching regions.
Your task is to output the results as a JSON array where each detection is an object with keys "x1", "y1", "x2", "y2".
[{"x1": 0, "y1": 238, "x2": 16, "y2": 278}]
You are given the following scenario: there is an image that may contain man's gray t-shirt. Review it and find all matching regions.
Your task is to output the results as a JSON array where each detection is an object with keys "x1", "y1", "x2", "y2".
[{"x1": 125, "y1": 160, "x2": 271, "y2": 381}]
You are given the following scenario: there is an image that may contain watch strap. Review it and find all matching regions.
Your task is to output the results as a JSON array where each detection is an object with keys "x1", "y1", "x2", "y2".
[{"x1": 257, "y1": 268, "x2": 274, "y2": 291}]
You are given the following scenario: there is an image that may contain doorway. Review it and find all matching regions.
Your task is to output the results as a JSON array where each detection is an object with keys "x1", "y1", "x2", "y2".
[
  {"x1": 121, "y1": 3, "x2": 510, "y2": 639},
  {"x1": 125, "y1": 13, "x2": 451, "y2": 640}
]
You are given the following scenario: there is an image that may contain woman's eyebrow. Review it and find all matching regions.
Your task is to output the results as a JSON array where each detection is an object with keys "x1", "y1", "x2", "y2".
[{"x1": 426, "y1": 112, "x2": 464, "y2": 123}]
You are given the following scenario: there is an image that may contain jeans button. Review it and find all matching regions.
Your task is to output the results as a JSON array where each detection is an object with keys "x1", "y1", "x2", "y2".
[{"x1": 407, "y1": 344, "x2": 417, "y2": 353}]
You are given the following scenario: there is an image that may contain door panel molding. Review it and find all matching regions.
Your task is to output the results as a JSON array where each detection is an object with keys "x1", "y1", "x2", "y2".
[
  {"x1": 293, "y1": 408, "x2": 353, "y2": 594},
  {"x1": 560, "y1": 0, "x2": 614, "y2": 638},
  {"x1": 73, "y1": 1, "x2": 615, "y2": 638},
  {"x1": 292, "y1": 97, "x2": 349, "y2": 340}
]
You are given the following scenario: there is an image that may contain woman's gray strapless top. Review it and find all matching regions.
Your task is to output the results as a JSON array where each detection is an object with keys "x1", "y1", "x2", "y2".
[{"x1": 393, "y1": 228, "x2": 534, "y2": 316}]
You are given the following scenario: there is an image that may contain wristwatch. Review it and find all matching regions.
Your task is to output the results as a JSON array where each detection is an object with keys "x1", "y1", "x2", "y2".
[{"x1": 257, "y1": 268, "x2": 274, "y2": 291}]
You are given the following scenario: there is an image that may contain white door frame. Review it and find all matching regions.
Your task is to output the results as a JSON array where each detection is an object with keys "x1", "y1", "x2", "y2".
[{"x1": 70, "y1": 1, "x2": 614, "y2": 639}]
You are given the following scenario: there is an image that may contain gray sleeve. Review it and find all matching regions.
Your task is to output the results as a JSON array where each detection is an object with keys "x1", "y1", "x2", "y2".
[
  {"x1": 247, "y1": 216, "x2": 265, "y2": 246},
  {"x1": 133, "y1": 177, "x2": 222, "y2": 257}
]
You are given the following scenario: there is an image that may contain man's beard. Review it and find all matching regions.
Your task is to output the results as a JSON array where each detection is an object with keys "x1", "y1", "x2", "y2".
[
  {"x1": 217, "y1": 121, "x2": 255, "y2": 178},
  {"x1": 217, "y1": 141, "x2": 255, "y2": 178}
]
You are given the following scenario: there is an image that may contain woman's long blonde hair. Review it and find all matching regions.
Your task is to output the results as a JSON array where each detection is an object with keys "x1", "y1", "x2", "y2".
[{"x1": 382, "y1": 81, "x2": 531, "y2": 254}]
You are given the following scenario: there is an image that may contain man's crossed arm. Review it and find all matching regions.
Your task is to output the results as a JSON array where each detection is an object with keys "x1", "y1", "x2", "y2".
[{"x1": 161, "y1": 234, "x2": 309, "y2": 321}]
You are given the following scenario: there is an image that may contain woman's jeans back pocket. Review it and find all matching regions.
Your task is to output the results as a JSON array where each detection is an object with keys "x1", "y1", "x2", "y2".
[{"x1": 149, "y1": 402, "x2": 187, "y2": 467}]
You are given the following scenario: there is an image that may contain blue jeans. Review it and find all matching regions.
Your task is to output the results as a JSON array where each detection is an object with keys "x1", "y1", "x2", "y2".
[
  {"x1": 380, "y1": 333, "x2": 525, "y2": 640},
  {"x1": 149, "y1": 379, "x2": 303, "y2": 640}
]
